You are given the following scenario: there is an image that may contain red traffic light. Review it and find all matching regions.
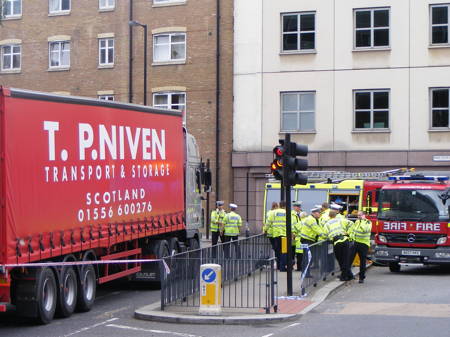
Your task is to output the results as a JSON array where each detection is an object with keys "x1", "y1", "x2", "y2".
[{"x1": 273, "y1": 146, "x2": 284, "y2": 157}]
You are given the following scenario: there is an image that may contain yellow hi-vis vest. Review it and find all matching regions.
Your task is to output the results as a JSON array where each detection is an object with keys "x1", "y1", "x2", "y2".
[
  {"x1": 263, "y1": 209, "x2": 275, "y2": 237},
  {"x1": 323, "y1": 217, "x2": 348, "y2": 245},
  {"x1": 267, "y1": 208, "x2": 286, "y2": 238},
  {"x1": 349, "y1": 219, "x2": 372, "y2": 247},
  {"x1": 223, "y1": 211, "x2": 242, "y2": 236},
  {"x1": 293, "y1": 215, "x2": 303, "y2": 253},
  {"x1": 300, "y1": 215, "x2": 325, "y2": 242},
  {"x1": 210, "y1": 209, "x2": 226, "y2": 232}
]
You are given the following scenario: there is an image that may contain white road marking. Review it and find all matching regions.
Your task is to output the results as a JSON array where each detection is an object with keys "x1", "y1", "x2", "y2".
[
  {"x1": 107, "y1": 323, "x2": 203, "y2": 337},
  {"x1": 260, "y1": 334, "x2": 274, "y2": 337},
  {"x1": 284, "y1": 323, "x2": 301, "y2": 328},
  {"x1": 63, "y1": 317, "x2": 119, "y2": 337}
]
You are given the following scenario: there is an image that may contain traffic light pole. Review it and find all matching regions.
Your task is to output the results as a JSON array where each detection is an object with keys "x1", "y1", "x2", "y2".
[{"x1": 283, "y1": 133, "x2": 293, "y2": 296}]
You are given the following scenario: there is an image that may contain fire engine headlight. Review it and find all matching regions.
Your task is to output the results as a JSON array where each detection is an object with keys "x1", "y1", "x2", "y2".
[
  {"x1": 378, "y1": 234, "x2": 387, "y2": 243},
  {"x1": 436, "y1": 236, "x2": 448, "y2": 245},
  {"x1": 376, "y1": 250, "x2": 389, "y2": 257},
  {"x1": 435, "y1": 252, "x2": 450, "y2": 258}
]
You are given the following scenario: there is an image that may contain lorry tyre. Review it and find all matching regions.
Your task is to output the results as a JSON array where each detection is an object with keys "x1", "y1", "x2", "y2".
[
  {"x1": 154, "y1": 240, "x2": 170, "y2": 259},
  {"x1": 168, "y1": 238, "x2": 180, "y2": 256},
  {"x1": 76, "y1": 264, "x2": 96, "y2": 312},
  {"x1": 36, "y1": 267, "x2": 58, "y2": 324},
  {"x1": 187, "y1": 237, "x2": 200, "y2": 251},
  {"x1": 389, "y1": 262, "x2": 401, "y2": 273},
  {"x1": 56, "y1": 267, "x2": 78, "y2": 318}
]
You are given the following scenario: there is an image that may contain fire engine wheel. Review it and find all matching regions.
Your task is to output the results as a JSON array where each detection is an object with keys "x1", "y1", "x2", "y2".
[
  {"x1": 36, "y1": 267, "x2": 58, "y2": 324},
  {"x1": 168, "y1": 238, "x2": 180, "y2": 256},
  {"x1": 76, "y1": 264, "x2": 96, "y2": 312},
  {"x1": 389, "y1": 262, "x2": 401, "y2": 273},
  {"x1": 56, "y1": 267, "x2": 78, "y2": 318}
]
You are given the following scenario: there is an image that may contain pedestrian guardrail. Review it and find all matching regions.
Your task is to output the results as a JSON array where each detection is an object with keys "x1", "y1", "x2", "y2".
[
  {"x1": 299, "y1": 240, "x2": 336, "y2": 295},
  {"x1": 160, "y1": 234, "x2": 278, "y2": 314}
]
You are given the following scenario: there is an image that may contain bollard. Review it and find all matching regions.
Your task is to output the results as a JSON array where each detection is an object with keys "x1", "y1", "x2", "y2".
[{"x1": 199, "y1": 264, "x2": 222, "y2": 315}]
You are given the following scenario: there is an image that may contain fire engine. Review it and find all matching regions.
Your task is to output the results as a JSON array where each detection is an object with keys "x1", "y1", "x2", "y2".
[{"x1": 374, "y1": 175, "x2": 450, "y2": 272}]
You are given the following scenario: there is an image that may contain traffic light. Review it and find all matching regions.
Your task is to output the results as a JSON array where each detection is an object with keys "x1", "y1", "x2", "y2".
[
  {"x1": 271, "y1": 142, "x2": 285, "y2": 180},
  {"x1": 284, "y1": 142, "x2": 308, "y2": 186}
]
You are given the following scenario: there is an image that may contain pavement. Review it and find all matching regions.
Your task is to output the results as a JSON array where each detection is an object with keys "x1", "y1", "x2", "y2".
[{"x1": 135, "y1": 254, "x2": 363, "y2": 325}]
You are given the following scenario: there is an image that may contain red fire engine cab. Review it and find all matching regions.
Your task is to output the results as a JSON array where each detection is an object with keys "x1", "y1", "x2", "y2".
[{"x1": 374, "y1": 175, "x2": 450, "y2": 272}]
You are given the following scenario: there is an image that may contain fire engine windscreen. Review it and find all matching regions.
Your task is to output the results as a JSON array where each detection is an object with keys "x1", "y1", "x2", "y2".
[{"x1": 378, "y1": 189, "x2": 449, "y2": 221}]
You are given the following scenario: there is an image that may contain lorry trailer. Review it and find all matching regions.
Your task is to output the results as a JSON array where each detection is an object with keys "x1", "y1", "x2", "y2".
[{"x1": 0, "y1": 87, "x2": 210, "y2": 323}]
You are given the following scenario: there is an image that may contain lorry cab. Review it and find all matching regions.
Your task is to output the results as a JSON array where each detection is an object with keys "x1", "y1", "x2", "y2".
[{"x1": 374, "y1": 175, "x2": 450, "y2": 271}]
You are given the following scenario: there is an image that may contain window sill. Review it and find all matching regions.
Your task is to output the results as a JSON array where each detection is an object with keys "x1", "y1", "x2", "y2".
[
  {"x1": 2, "y1": 15, "x2": 22, "y2": 21},
  {"x1": 0, "y1": 69, "x2": 21, "y2": 74},
  {"x1": 428, "y1": 44, "x2": 450, "y2": 49},
  {"x1": 48, "y1": 11, "x2": 71, "y2": 17},
  {"x1": 280, "y1": 50, "x2": 317, "y2": 55},
  {"x1": 279, "y1": 131, "x2": 317, "y2": 134},
  {"x1": 152, "y1": 1, "x2": 187, "y2": 8},
  {"x1": 352, "y1": 47, "x2": 391, "y2": 52},
  {"x1": 352, "y1": 129, "x2": 391, "y2": 133},
  {"x1": 152, "y1": 60, "x2": 186, "y2": 66},
  {"x1": 428, "y1": 128, "x2": 450, "y2": 132},
  {"x1": 98, "y1": 8, "x2": 115, "y2": 12},
  {"x1": 48, "y1": 67, "x2": 70, "y2": 72},
  {"x1": 98, "y1": 64, "x2": 114, "y2": 69}
]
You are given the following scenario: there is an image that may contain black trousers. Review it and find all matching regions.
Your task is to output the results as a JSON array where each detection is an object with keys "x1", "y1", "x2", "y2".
[
  {"x1": 334, "y1": 240, "x2": 352, "y2": 280},
  {"x1": 224, "y1": 235, "x2": 240, "y2": 259},
  {"x1": 211, "y1": 231, "x2": 223, "y2": 246},
  {"x1": 350, "y1": 242, "x2": 369, "y2": 280},
  {"x1": 296, "y1": 252, "x2": 304, "y2": 271},
  {"x1": 272, "y1": 237, "x2": 287, "y2": 271}
]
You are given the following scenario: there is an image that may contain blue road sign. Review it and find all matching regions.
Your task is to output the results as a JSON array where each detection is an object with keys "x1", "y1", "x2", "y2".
[{"x1": 201, "y1": 268, "x2": 216, "y2": 283}]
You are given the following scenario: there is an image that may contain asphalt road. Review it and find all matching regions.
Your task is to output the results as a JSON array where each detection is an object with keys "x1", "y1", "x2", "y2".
[{"x1": 1, "y1": 265, "x2": 450, "y2": 337}]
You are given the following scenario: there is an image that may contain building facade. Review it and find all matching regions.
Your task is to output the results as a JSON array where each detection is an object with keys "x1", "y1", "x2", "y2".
[
  {"x1": 234, "y1": 0, "x2": 450, "y2": 229},
  {"x1": 0, "y1": 0, "x2": 234, "y2": 215}
]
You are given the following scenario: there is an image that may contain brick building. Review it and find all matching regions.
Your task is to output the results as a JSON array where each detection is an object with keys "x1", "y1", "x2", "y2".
[{"x1": 0, "y1": 0, "x2": 233, "y2": 213}]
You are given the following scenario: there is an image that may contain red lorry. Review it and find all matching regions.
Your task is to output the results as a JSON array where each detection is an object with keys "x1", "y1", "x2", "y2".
[
  {"x1": 374, "y1": 175, "x2": 450, "y2": 272},
  {"x1": 0, "y1": 87, "x2": 209, "y2": 323}
]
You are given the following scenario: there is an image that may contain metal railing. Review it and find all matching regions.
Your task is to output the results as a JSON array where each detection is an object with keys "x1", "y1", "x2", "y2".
[
  {"x1": 160, "y1": 234, "x2": 278, "y2": 313},
  {"x1": 299, "y1": 240, "x2": 336, "y2": 296}
]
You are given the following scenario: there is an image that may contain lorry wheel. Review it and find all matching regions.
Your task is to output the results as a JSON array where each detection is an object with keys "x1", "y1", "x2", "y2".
[
  {"x1": 56, "y1": 267, "x2": 78, "y2": 318},
  {"x1": 389, "y1": 262, "x2": 401, "y2": 273},
  {"x1": 76, "y1": 264, "x2": 96, "y2": 312},
  {"x1": 36, "y1": 267, "x2": 58, "y2": 324},
  {"x1": 168, "y1": 238, "x2": 180, "y2": 256},
  {"x1": 187, "y1": 237, "x2": 200, "y2": 251}
]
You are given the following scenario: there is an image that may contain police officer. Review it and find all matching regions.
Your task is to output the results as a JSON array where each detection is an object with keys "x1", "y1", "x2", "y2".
[
  {"x1": 349, "y1": 211, "x2": 372, "y2": 283},
  {"x1": 223, "y1": 203, "x2": 242, "y2": 258},
  {"x1": 300, "y1": 207, "x2": 325, "y2": 246},
  {"x1": 263, "y1": 202, "x2": 278, "y2": 250},
  {"x1": 323, "y1": 204, "x2": 352, "y2": 281},
  {"x1": 319, "y1": 202, "x2": 331, "y2": 227},
  {"x1": 291, "y1": 201, "x2": 302, "y2": 267},
  {"x1": 211, "y1": 201, "x2": 226, "y2": 246},
  {"x1": 267, "y1": 201, "x2": 287, "y2": 271},
  {"x1": 293, "y1": 205, "x2": 307, "y2": 272}
]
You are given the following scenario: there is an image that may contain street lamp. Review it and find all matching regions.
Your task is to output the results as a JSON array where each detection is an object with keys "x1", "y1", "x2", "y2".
[{"x1": 129, "y1": 20, "x2": 148, "y2": 105}]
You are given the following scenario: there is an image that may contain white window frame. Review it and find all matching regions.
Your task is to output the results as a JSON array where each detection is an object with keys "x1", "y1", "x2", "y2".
[
  {"x1": 98, "y1": 38, "x2": 114, "y2": 66},
  {"x1": 99, "y1": 0, "x2": 115, "y2": 10},
  {"x1": 153, "y1": 33, "x2": 186, "y2": 63},
  {"x1": 2, "y1": 0, "x2": 22, "y2": 18},
  {"x1": 430, "y1": 87, "x2": 450, "y2": 129},
  {"x1": 281, "y1": 12, "x2": 316, "y2": 53},
  {"x1": 280, "y1": 91, "x2": 316, "y2": 133},
  {"x1": 1, "y1": 44, "x2": 21, "y2": 71},
  {"x1": 98, "y1": 95, "x2": 115, "y2": 101},
  {"x1": 353, "y1": 89, "x2": 390, "y2": 130},
  {"x1": 49, "y1": 0, "x2": 71, "y2": 14},
  {"x1": 153, "y1": 0, "x2": 186, "y2": 5},
  {"x1": 430, "y1": 4, "x2": 450, "y2": 46},
  {"x1": 353, "y1": 7, "x2": 390, "y2": 50},
  {"x1": 48, "y1": 41, "x2": 70, "y2": 69},
  {"x1": 153, "y1": 91, "x2": 186, "y2": 122}
]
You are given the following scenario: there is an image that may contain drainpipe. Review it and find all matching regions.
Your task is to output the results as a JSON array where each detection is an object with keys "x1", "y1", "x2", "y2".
[
  {"x1": 215, "y1": 0, "x2": 221, "y2": 201},
  {"x1": 128, "y1": 0, "x2": 134, "y2": 103}
]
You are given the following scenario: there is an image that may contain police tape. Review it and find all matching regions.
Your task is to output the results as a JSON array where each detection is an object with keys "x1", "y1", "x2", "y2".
[{"x1": 1, "y1": 258, "x2": 170, "y2": 275}]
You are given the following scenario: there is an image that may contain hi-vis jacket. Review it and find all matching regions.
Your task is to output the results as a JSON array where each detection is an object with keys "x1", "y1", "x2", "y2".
[
  {"x1": 210, "y1": 209, "x2": 226, "y2": 232},
  {"x1": 349, "y1": 219, "x2": 372, "y2": 247},
  {"x1": 299, "y1": 215, "x2": 325, "y2": 243},
  {"x1": 267, "y1": 208, "x2": 286, "y2": 237},
  {"x1": 323, "y1": 217, "x2": 348, "y2": 245},
  {"x1": 293, "y1": 214, "x2": 303, "y2": 253},
  {"x1": 223, "y1": 211, "x2": 242, "y2": 236},
  {"x1": 263, "y1": 209, "x2": 276, "y2": 237}
]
